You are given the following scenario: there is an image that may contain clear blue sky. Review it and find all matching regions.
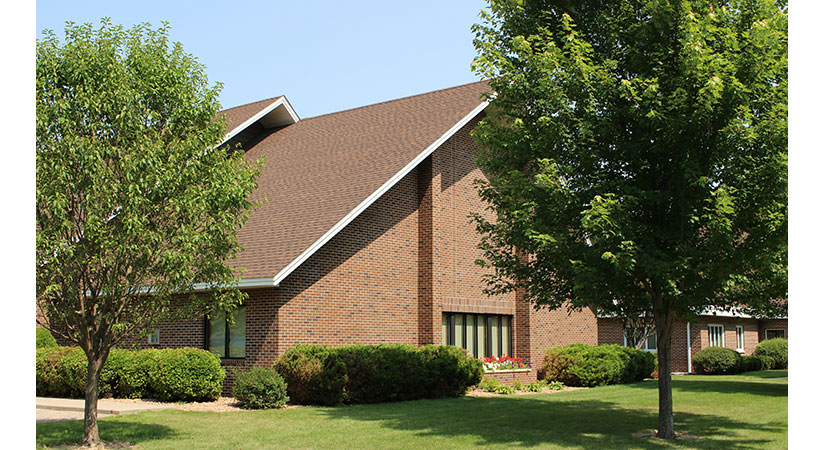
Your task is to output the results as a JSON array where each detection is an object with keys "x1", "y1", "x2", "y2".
[{"x1": 36, "y1": 0, "x2": 488, "y2": 118}]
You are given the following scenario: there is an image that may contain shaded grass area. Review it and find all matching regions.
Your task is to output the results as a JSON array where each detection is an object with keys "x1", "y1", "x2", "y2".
[{"x1": 37, "y1": 374, "x2": 787, "y2": 449}]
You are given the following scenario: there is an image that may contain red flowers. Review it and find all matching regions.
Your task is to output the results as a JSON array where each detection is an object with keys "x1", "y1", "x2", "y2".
[{"x1": 479, "y1": 354, "x2": 531, "y2": 371}]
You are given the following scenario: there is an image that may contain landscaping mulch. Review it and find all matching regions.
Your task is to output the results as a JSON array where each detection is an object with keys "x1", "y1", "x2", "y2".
[{"x1": 465, "y1": 386, "x2": 585, "y2": 397}]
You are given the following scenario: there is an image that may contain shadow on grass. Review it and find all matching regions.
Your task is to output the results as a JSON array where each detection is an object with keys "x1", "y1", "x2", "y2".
[
  {"x1": 319, "y1": 394, "x2": 784, "y2": 449},
  {"x1": 36, "y1": 418, "x2": 176, "y2": 448},
  {"x1": 624, "y1": 377, "x2": 788, "y2": 398},
  {"x1": 739, "y1": 370, "x2": 788, "y2": 379}
]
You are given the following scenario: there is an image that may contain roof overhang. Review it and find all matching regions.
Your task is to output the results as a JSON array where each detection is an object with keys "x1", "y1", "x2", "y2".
[{"x1": 221, "y1": 96, "x2": 300, "y2": 146}]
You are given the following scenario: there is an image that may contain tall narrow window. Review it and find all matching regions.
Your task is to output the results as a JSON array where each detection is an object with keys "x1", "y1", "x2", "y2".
[
  {"x1": 207, "y1": 307, "x2": 246, "y2": 358},
  {"x1": 708, "y1": 324, "x2": 725, "y2": 348},
  {"x1": 735, "y1": 326, "x2": 744, "y2": 351},
  {"x1": 442, "y1": 312, "x2": 512, "y2": 358}
]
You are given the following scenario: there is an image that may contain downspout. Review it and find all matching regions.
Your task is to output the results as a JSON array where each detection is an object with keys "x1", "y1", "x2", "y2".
[{"x1": 686, "y1": 322, "x2": 692, "y2": 373}]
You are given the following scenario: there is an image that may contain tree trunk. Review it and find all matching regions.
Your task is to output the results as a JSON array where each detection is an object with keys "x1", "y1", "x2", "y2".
[
  {"x1": 81, "y1": 355, "x2": 105, "y2": 447},
  {"x1": 652, "y1": 296, "x2": 676, "y2": 439}
]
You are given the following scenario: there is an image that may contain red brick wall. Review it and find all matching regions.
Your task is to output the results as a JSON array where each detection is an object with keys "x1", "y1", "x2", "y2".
[
  {"x1": 759, "y1": 318, "x2": 788, "y2": 341},
  {"x1": 597, "y1": 316, "x2": 765, "y2": 373},
  {"x1": 75, "y1": 111, "x2": 607, "y2": 393}
]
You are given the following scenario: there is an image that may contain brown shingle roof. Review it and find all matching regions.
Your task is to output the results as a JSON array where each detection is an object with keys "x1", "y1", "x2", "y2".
[{"x1": 230, "y1": 81, "x2": 490, "y2": 280}]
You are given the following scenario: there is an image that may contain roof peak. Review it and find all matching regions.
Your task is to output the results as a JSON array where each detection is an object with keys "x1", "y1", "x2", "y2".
[{"x1": 300, "y1": 80, "x2": 489, "y2": 122}]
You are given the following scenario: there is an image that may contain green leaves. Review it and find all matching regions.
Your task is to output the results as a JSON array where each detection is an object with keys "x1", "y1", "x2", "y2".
[
  {"x1": 36, "y1": 19, "x2": 259, "y2": 348},
  {"x1": 470, "y1": 0, "x2": 787, "y2": 316}
]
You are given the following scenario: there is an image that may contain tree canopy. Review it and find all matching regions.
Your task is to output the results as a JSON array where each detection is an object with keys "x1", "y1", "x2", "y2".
[
  {"x1": 471, "y1": 0, "x2": 786, "y2": 438},
  {"x1": 36, "y1": 19, "x2": 260, "y2": 446}
]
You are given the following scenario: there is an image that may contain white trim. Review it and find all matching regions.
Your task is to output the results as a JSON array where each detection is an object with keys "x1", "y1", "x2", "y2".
[
  {"x1": 191, "y1": 277, "x2": 276, "y2": 291},
  {"x1": 270, "y1": 100, "x2": 490, "y2": 287},
  {"x1": 686, "y1": 322, "x2": 692, "y2": 373},
  {"x1": 735, "y1": 325, "x2": 745, "y2": 351},
  {"x1": 221, "y1": 97, "x2": 300, "y2": 145},
  {"x1": 708, "y1": 323, "x2": 725, "y2": 347},
  {"x1": 764, "y1": 329, "x2": 786, "y2": 340}
]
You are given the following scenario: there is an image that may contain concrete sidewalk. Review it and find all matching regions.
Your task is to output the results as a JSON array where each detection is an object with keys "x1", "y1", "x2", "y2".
[{"x1": 37, "y1": 397, "x2": 174, "y2": 416}]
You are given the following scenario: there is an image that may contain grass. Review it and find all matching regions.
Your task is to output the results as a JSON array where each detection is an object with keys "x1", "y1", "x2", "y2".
[{"x1": 36, "y1": 370, "x2": 788, "y2": 449}]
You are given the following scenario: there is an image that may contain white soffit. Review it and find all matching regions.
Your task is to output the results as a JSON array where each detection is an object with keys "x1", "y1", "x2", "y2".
[{"x1": 221, "y1": 97, "x2": 300, "y2": 145}]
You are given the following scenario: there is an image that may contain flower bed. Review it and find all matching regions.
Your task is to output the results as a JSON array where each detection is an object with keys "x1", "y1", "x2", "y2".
[{"x1": 479, "y1": 355, "x2": 531, "y2": 372}]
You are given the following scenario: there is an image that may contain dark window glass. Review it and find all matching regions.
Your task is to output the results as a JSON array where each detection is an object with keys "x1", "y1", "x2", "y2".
[
  {"x1": 207, "y1": 307, "x2": 245, "y2": 358},
  {"x1": 442, "y1": 312, "x2": 513, "y2": 358}
]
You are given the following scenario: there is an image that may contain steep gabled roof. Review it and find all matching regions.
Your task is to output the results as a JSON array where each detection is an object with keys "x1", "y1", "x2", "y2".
[{"x1": 223, "y1": 81, "x2": 490, "y2": 286}]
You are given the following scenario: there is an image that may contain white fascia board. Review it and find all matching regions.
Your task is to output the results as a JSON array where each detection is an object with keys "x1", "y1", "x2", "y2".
[
  {"x1": 220, "y1": 97, "x2": 300, "y2": 146},
  {"x1": 271, "y1": 100, "x2": 490, "y2": 287},
  {"x1": 190, "y1": 277, "x2": 276, "y2": 291}
]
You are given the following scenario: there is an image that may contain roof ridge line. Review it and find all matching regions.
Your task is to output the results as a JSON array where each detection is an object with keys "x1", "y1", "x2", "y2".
[
  {"x1": 219, "y1": 95, "x2": 283, "y2": 115},
  {"x1": 299, "y1": 79, "x2": 489, "y2": 122}
]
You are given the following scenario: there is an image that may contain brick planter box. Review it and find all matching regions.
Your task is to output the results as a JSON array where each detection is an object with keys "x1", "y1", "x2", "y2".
[{"x1": 483, "y1": 369, "x2": 535, "y2": 386}]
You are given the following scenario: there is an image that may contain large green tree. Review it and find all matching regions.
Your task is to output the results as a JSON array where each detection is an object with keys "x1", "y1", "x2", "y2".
[
  {"x1": 36, "y1": 20, "x2": 259, "y2": 446},
  {"x1": 471, "y1": 0, "x2": 786, "y2": 439}
]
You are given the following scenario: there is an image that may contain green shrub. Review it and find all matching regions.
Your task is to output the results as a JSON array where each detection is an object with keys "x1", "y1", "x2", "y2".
[
  {"x1": 418, "y1": 345, "x2": 484, "y2": 398},
  {"x1": 513, "y1": 380, "x2": 522, "y2": 391},
  {"x1": 273, "y1": 343, "x2": 483, "y2": 406},
  {"x1": 692, "y1": 347, "x2": 742, "y2": 374},
  {"x1": 547, "y1": 381, "x2": 565, "y2": 390},
  {"x1": 233, "y1": 368, "x2": 289, "y2": 409},
  {"x1": 523, "y1": 380, "x2": 547, "y2": 392},
  {"x1": 36, "y1": 328, "x2": 58, "y2": 348},
  {"x1": 35, "y1": 346, "x2": 225, "y2": 402},
  {"x1": 754, "y1": 338, "x2": 788, "y2": 369},
  {"x1": 493, "y1": 384, "x2": 515, "y2": 394},
  {"x1": 146, "y1": 348, "x2": 225, "y2": 401},
  {"x1": 542, "y1": 344, "x2": 655, "y2": 387},
  {"x1": 741, "y1": 355, "x2": 762, "y2": 372},
  {"x1": 478, "y1": 377, "x2": 500, "y2": 392}
]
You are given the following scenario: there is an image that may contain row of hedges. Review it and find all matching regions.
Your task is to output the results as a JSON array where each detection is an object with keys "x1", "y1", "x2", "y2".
[
  {"x1": 541, "y1": 344, "x2": 656, "y2": 387},
  {"x1": 273, "y1": 343, "x2": 483, "y2": 405},
  {"x1": 692, "y1": 338, "x2": 788, "y2": 374},
  {"x1": 36, "y1": 346, "x2": 225, "y2": 402}
]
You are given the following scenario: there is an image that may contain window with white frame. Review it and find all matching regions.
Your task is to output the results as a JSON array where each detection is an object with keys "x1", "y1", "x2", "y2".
[
  {"x1": 624, "y1": 331, "x2": 657, "y2": 352},
  {"x1": 735, "y1": 326, "x2": 744, "y2": 351},
  {"x1": 708, "y1": 324, "x2": 725, "y2": 347}
]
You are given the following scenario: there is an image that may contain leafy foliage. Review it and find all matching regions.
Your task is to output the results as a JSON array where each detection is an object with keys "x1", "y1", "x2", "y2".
[
  {"x1": 754, "y1": 338, "x2": 788, "y2": 369},
  {"x1": 741, "y1": 354, "x2": 773, "y2": 372},
  {"x1": 542, "y1": 344, "x2": 655, "y2": 387},
  {"x1": 36, "y1": 18, "x2": 259, "y2": 353},
  {"x1": 233, "y1": 368, "x2": 290, "y2": 409},
  {"x1": 36, "y1": 346, "x2": 225, "y2": 401},
  {"x1": 36, "y1": 328, "x2": 58, "y2": 348},
  {"x1": 692, "y1": 346, "x2": 743, "y2": 374},
  {"x1": 36, "y1": 19, "x2": 258, "y2": 443},
  {"x1": 273, "y1": 344, "x2": 483, "y2": 405},
  {"x1": 471, "y1": 0, "x2": 787, "y2": 437}
]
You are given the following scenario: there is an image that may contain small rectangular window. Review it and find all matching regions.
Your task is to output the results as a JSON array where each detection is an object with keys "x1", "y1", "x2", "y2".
[
  {"x1": 207, "y1": 307, "x2": 246, "y2": 359},
  {"x1": 708, "y1": 324, "x2": 725, "y2": 347},
  {"x1": 736, "y1": 326, "x2": 744, "y2": 351},
  {"x1": 624, "y1": 330, "x2": 657, "y2": 352}
]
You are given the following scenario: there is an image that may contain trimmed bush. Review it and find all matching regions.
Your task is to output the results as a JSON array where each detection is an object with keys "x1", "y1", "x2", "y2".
[
  {"x1": 36, "y1": 328, "x2": 58, "y2": 348},
  {"x1": 273, "y1": 343, "x2": 483, "y2": 405},
  {"x1": 741, "y1": 354, "x2": 774, "y2": 372},
  {"x1": 754, "y1": 338, "x2": 788, "y2": 369},
  {"x1": 692, "y1": 347, "x2": 742, "y2": 374},
  {"x1": 234, "y1": 368, "x2": 289, "y2": 409},
  {"x1": 36, "y1": 346, "x2": 225, "y2": 402},
  {"x1": 542, "y1": 344, "x2": 655, "y2": 387}
]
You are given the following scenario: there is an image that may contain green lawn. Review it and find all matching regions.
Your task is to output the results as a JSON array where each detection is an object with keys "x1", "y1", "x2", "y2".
[{"x1": 36, "y1": 371, "x2": 788, "y2": 449}]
